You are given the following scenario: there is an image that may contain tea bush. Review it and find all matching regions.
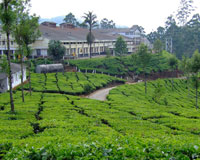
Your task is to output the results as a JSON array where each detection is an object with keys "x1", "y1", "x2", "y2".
[{"x1": 1, "y1": 78, "x2": 200, "y2": 159}]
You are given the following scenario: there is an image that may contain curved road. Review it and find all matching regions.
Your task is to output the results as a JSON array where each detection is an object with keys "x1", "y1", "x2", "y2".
[
  {"x1": 86, "y1": 82, "x2": 138, "y2": 101},
  {"x1": 86, "y1": 86, "x2": 116, "y2": 101}
]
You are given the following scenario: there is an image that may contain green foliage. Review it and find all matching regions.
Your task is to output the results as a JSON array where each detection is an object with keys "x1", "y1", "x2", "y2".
[
  {"x1": 168, "y1": 55, "x2": 178, "y2": 71},
  {"x1": 176, "y1": 0, "x2": 195, "y2": 26},
  {"x1": 0, "y1": 55, "x2": 9, "y2": 74},
  {"x1": 83, "y1": 11, "x2": 98, "y2": 30},
  {"x1": 152, "y1": 79, "x2": 165, "y2": 104},
  {"x1": 100, "y1": 18, "x2": 115, "y2": 29},
  {"x1": 48, "y1": 40, "x2": 66, "y2": 61},
  {"x1": 147, "y1": 12, "x2": 200, "y2": 58},
  {"x1": 114, "y1": 36, "x2": 128, "y2": 56},
  {"x1": 1, "y1": 78, "x2": 200, "y2": 158},
  {"x1": 0, "y1": 0, "x2": 17, "y2": 33},
  {"x1": 105, "y1": 48, "x2": 111, "y2": 58},
  {"x1": 83, "y1": 11, "x2": 98, "y2": 58},
  {"x1": 190, "y1": 50, "x2": 200, "y2": 73},
  {"x1": 63, "y1": 12, "x2": 78, "y2": 26},
  {"x1": 69, "y1": 52, "x2": 172, "y2": 76},
  {"x1": 86, "y1": 32, "x2": 95, "y2": 44},
  {"x1": 23, "y1": 72, "x2": 125, "y2": 95},
  {"x1": 153, "y1": 39, "x2": 163, "y2": 53},
  {"x1": 14, "y1": 13, "x2": 40, "y2": 57},
  {"x1": 179, "y1": 56, "x2": 191, "y2": 75},
  {"x1": 137, "y1": 43, "x2": 152, "y2": 70},
  {"x1": 83, "y1": 83, "x2": 93, "y2": 94}
]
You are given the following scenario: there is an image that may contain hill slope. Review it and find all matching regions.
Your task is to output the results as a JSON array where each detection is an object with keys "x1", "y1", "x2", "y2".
[
  {"x1": 1, "y1": 76, "x2": 200, "y2": 159},
  {"x1": 68, "y1": 51, "x2": 172, "y2": 78}
]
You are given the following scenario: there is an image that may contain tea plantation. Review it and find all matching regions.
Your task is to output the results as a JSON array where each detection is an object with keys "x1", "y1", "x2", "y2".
[
  {"x1": 1, "y1": 74, "x2": 200, "y2": 159},
  {"x1": 68, "y1": 51, "x2": 171, "y2": 76},
  {"x1": 23, "y1": 72, "x2": 125, "y2": 94}
]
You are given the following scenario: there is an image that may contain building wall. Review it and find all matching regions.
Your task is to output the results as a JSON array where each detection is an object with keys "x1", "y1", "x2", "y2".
[
  {"x1": 7, "y1": 69, "x2": 27, "y2": 91},
  {"x1": 0, "y1": 33, "x2": 18, "y2": 59},
  {"x1": 0, "y1": 27, "x2": 150, "y2": 59},
  {"x1": 0, "y1": 78, "x2": 8, "y2": 93}
]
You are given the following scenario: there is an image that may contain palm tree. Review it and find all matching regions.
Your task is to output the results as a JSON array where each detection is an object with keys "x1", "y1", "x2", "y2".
[{"x1": 83, "y1": 11, "x2": 98, "y2": 58}]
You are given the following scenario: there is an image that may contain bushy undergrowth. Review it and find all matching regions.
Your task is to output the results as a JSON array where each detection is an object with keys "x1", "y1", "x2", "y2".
[
  {"x1": 1, "y1": 78, "x2": 200, "y2": 159},
  {"x1": 69, "y1": 51, "x2": 172, "y2": 76}
]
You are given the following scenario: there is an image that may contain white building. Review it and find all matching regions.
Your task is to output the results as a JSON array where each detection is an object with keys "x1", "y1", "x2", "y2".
[
  {"x1": 0, "y1": 22, "x2": 152, "y2": 59},
  {"x1": 0, "y1": 63, "x2": 26, "y2": 93}
]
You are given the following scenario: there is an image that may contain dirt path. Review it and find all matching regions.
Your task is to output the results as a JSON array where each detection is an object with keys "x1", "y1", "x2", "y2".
[
  {"x1": 86, "y1": 82, "x2": 138, "y2": 101},
  {"x1": 85, "y1": 76, "x2": 185, "y2": 101},
  {"x1": 86, "y1": 87, "x2": 116, "y2": 101}
]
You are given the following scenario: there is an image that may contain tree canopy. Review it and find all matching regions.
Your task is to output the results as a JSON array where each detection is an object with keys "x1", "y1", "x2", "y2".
[
  {"x1": 63, "y1": 12, "x2": 78, "y2": 26},
  {"x1": 48, "y1": 40, "x2": 66, "y2": 61},
  {"x1": 147, "y1": 13, "x2": 200, "y2": 58},
  {"x1": 83, "y1": 11, "x2": 98, "y2": 58},
  {"x1": 100, "y1": 18, "x2": 115, "y2": 29},
  {"x1": 114, "y1": 36, "x2": 128, "y2": 56}
]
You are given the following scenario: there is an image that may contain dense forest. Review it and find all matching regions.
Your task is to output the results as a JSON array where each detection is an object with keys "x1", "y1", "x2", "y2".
[{"x1": 147, "y1": 14, "x2": 200, "y2": 59}]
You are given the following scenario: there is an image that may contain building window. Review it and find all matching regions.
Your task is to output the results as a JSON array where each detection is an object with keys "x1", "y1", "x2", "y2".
[
  {"x1": 36, "y1": 49, "x2": 41, "y2": 56},
  {"x1": 66, "y1": 49, "x2": 70, "y2": 54},
  {"x1": 2, "y1": 41, "x2": 5, "y2": 45},
  {"x1": 3, "y1": 50, "x2": 7, "y2": 55},
  {"x1": 11, "y1": 41, "x2": 14, "y2": 45}
]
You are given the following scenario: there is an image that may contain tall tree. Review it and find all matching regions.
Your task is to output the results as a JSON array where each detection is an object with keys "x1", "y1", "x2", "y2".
[
  {"x1": 14, "y1": 11, "x2": 40, "y2": 98},
  {"x1": 13, "y1": 0, "x2": 29, "y2": 102},
  {"x1": 190, "y1": 50, "x2": 200, "y2": 109},
  {"x1": 48, "y1": 40, "x2": 66, "y2": 61},
  {"x1": 176, "y1": 0, "x2": 195, "y2": 26},
  {"x1": 23, "y1": 15, "x2": 40, "y2": 96},
  {"x1": 153, "y1": 39, "x2": 163, "y2": 53},
  {"x1": 168, "y1": 55, "x2": 178, "y2": 90},
  {"x1": 100, "y1": 18, "x2": 115, "y2": 29},
  {"x1": 63, "y1": 12, "x2": 77, "y2": 26},
  {"x1": 179, "y1": 56, "x2": 191, "y2": 97},
  {"x1": 137, "y1": 43, "x2": 152, "y2": 94},
  {"x1": 83, "y1": 11, "x2": 98, "y2": 58},
  {"x1": 114, "y1": 36, "x2": 128, "y2": 56},
  {"x1": 0, "y1": 0, "x2": 20, "y2": 112},
  {"x1": 78, "y1": 21, "x2": 88, "y2": 28}
]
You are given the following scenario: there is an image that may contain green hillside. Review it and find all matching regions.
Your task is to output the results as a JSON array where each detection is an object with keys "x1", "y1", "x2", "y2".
[
  {"x1": 68, "y1": 51, "x2": 172, "y2": 76},
  {"x1": 1, "y1": 75, "x2": 200, "y2": 159},
  {"x1": 23, "y1": 72, "x2": 125, "y2": 95}
]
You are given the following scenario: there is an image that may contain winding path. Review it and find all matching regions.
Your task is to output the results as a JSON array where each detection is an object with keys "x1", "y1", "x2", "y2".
[
  {"x1": 86, "y1": 87, "x2": 116, "y2": 101},
  {"x1": 86, "y1": 82, "x2": 138, "y2": 101}
]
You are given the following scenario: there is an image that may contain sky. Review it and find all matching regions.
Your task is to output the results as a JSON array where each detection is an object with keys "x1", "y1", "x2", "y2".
[{"x1": 30, "y1": 0, "x2": 200, "y2": 34}]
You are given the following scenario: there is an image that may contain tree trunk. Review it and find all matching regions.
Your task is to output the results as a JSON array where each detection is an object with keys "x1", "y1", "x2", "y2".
[
  {"x1": 29, "y1": 60, "x2": 32, "y2": 96},
  {"x1": 6, "y1": 32, "x2": 15, "y2": 112},
  {"x1": 145, "y1": 73, "x2": 147, "y2": 94},
  {"x1": 89, "y1": 42, "x2": 92, "y2": 59},
  {"x1": 187, "y1": 76, "x2": 190, "y2": 99},
  {"x1": 196, "y1": 79, "x2": 198, "y2": 109},
  {"x1": 20, "y1": 52, "x2": 25, "y2": 102},
  {"x1": 89, "y1": 27, "x2": 92, "y2": 59}
]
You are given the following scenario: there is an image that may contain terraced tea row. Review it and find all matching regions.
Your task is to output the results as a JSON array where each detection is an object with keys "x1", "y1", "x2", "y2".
[
  {"x1": 1, "y1": 78, "x2": 200, "y2": 159},
  {"x1": 23, "y1": 72, "x2": 125, "y2": 95}
]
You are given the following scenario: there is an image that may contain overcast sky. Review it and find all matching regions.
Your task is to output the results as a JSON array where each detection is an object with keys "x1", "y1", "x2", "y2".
[{"x1": 30, "y1": 0, "x2": 200, "y2": 33}]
